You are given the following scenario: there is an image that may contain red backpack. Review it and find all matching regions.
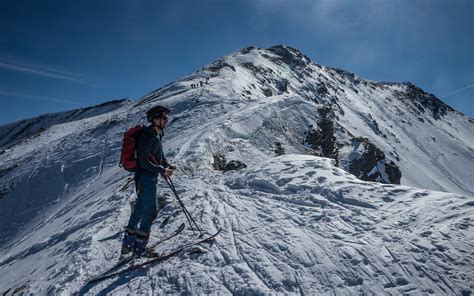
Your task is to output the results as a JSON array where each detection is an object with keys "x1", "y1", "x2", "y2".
[
  {"x1": 120, "y1": 125, "x2": 145, "y2": 172},
  {"x1": 119, "y1": 125, "x2": 161, "y2": 172}
]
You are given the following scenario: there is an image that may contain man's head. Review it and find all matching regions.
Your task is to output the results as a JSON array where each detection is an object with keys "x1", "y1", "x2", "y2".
[
  {"x1": 151, "y1": 112, "x2": 169, "y2": 130},
  {"x1": 146, "y1": 105, "x2": 170, "y2": 130}
]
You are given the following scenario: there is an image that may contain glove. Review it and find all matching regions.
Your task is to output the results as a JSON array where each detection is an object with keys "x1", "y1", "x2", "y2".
[{"x1": 163, "y1": 167, "x2": 175, "y2": 178}]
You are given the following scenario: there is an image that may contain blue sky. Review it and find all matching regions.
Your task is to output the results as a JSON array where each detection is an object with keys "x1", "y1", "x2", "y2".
[{"x1": 0, "y1": 0, "x2": 472, "y2": 125}]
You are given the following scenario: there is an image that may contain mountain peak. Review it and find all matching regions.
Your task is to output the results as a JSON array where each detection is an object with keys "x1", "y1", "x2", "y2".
[
  {"x1": 267, "y1": 44, "x2": 312, "y2": 62},
  {"x1": 0, "y1": 46, "x2": 472, "y2": 295}
]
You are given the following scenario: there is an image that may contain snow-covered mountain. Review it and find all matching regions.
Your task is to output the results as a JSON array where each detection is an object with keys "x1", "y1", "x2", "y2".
[
  {"x1": 0, "y1": 45, "x2": 472, "y2": 295},
  {"x1": 0, "y1": 99, "x2": 132, "y2": 149}
]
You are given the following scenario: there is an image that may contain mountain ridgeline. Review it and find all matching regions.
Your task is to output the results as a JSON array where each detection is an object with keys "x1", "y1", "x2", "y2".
[
  {"x1": 188, "y1": 45, "x2": 472, "y2": 194},
  {"x1": 0, "y1": 45, "x2": 472, "y2": 294}
]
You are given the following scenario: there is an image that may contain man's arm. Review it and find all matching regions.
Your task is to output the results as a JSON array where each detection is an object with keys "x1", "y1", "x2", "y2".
[
  {"x1": 162, "y1": 155, "x2": 170, "y2": 168},
  {"x1": 137, "y1": 134, "x2": 166, "y2": 175}
]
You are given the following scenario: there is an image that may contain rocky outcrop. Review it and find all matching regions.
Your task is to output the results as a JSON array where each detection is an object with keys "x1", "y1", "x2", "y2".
[
  {"x1": 274, "y1": 142, "x2": 285, "y2": 156},
  {"x1": 267, "y1": 45, "x2": 312, "y2": 68},
  {"x1": 305, "y1": 121, "x2": 401, "y2": 185},
  {"x1": 206, "y1": 59, "x2": 236, "y2": 73},
  {"x1": 213, "y1": 154, "x2": 247, "y2": 172},
  {"x1": 225, "y1": 160, "x2": 247, "y2": 172},
  {"x1": 396, "y1": 83, "x2": 454, "y2": 120},
  {"x1": 304, "y1": 107, "x2": 339, "y2": 162},
  {"x1": 212, "y1": 154, "x2": 227, "y2": 171},
  {"x1": 344, "y1": 137, "x2": 401, "y2": 184}
]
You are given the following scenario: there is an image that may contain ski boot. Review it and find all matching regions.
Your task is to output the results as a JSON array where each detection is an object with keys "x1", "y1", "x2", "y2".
[
  {"x1": 133, "y1": 230, "x2": 159, "y2": 258},
  {"x1": 121, "y1": 227, "x2": 136, "y2": 255}
]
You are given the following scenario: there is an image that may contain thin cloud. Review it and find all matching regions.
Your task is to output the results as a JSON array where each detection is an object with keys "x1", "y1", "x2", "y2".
[
  {"x1": 0, "y1": 60, "x2": 96, "y2": 87},
  {"x1": 444, "y1": 84, "x2": 474, "y2": 98},
  {"x1": 0, "y1": 89, "x2": 79, "y2": 105}
]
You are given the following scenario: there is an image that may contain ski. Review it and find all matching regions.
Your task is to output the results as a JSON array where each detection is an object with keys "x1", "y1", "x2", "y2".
[
  {"x1": 88, "y1": 255, "x2": 135, "y2": 283},
  {"x1": 150, "y1": 222, "x2": 185, "y2": 249},
  {"x1": 88, "y1": 228, "x2": 221, "y2": 284},
  {"x1": 88, "y1": 223, "x2": 186, "y2": 283}
]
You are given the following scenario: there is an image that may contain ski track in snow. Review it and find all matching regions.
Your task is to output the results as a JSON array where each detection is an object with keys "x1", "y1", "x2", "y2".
[{"x1": 0, "y1": 46, "x2": 473, "y2": 295}]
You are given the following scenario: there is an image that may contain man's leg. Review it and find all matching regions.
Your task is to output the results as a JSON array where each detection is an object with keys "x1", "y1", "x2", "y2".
[
  {"x1": 134, "y1": 175, "x2": 158, "y2": 256},
  {"x1": 121, "y1": 176, "x2": 146, "y2": 254}
]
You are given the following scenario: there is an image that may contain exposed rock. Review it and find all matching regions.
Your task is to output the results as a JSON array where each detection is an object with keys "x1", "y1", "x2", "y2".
[
  {"x1": 240, "y1": 46, "x2": 256, "y2": 54},
  {"x1": 267, "y1": 45, "x2": 312, "y2": 68},
  {"x1": 261, "y1": 88, "x2": 273, "y2": 97},
  {"x1": 224, "y1": 160, "x2": 247, "y2": 172},
  {"x1": 304, "y1": 107, "x2": 338, "y2": 162},
  {"x1": 346, "y1": 137, "x2": 401, "y2": 184},
  {"x1": 396, "y1": 83, "x2": 454, "y2": 120},
  {"x1": 213, "y1": 154, "x2": 247, "y2": 172},
  {"x1": 302, "y1": 105, "x2": 401, "y2": 185},
  {"x1": 241, "y1": 62, "x2": 275, "y2": 77},
  {"x1": 206, "y1": 59, "x2": 236, "y2": 72},
  {"x1": 274, "y1": 142, "x2": 285, "y2": 156},
  {"x1": 212, "y1": 154, "x2": 227, "y2": 171},
  {"x1": 316, "y1": 84, "x2": 329, "y2": 98},
  {"x1": 275, "y1": 78, "x2": 289, "y2": 93}
]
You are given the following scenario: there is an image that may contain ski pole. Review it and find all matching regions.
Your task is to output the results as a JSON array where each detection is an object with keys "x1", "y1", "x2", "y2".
[
  {"x1": 165, "y1": 177, "x2": 203, "y2": 236},
  {"x1": 168, "y1": 177, "x2": 203, "y2": 235},
  {"x1": 167, "y1": 178, "x2": 202, "y2": 236},
  {"x1": 167, "y1": 177, "x2": 195, "y2": 234},
  {"x1": 168, "y1": 178, "x2": 202, "y2": 233}
]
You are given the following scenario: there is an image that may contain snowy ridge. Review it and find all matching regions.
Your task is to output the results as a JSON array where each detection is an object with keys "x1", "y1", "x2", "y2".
[
  {"x1": 0, "y1": 99, "x2": 132, "y2": 149},
  {"x1": 0, "y1": 45, "x2": 473, "y2": 294}
]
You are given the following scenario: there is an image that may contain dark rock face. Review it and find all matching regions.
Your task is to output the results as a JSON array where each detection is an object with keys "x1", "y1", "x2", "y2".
[
  {"x1": 274, "y1": 142, "x2": 285, "y2": 156},
  {"x1": 224, "y1": 160, "x2": 247, "y2": 171},
  {"x1": 385, "y1": 162, "x2": 402, "y2": 184},
  {"x1": 206, "y1": 59, "x2": 236, "y2": 72},
  {"x1": 305, "y1": 122, "x2": 338, "y2": 161},
  {"x1": 396, "y1": 83, "x2": 454, "y2": 120},
  {"x1": 212, "y1": 154, "x2": 227, "y2": 171},
  {"x1": 267, "y1": 45, "x2": 312, "y2": 68},
  {"x1": 240, "y1": 62, "x2": 289, "y2": 97},
  {"x1": 303, "y1": 114, "x2": 401, "y2": 185},
  {"x1": 347, "y1": 137, "x2": 401, "y2": 184},
  {"x1": 275, "y1": 79, "x2": 289, "y2": 93},
  {"x1": 213, "y1": 154, "x2": 247, "y2": 172},
  {"x1": 316, "y1": 85, "x2": 329, "y2": 98},
  {"x1": 241, "y1": 62, "x2": 277, "y2": 79},
  {"x1": 240, "y1": 46, "x2": 257, "y2": 54},
  {"x1": 304, "y1": 107, "x2": 338, "y2": 162},
  {"x1": 262, "y1": 88, "x2": 273, "y2": 97}
]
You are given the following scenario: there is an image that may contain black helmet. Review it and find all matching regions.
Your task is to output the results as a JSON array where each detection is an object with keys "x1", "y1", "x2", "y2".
[{"x1": 146, "y1": 105, "x2": 170, "y2": 122}]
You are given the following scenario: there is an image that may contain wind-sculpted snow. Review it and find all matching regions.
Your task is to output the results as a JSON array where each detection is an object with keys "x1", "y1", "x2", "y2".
[
  {"x1": 1, "y1": 155, "x2": 472, "y2": 294},
  {"x1": 0, "y1": 45, "x2": 473, "y2": 294}
]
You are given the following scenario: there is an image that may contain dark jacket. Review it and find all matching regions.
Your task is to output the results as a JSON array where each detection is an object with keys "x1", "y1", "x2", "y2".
[{"x1": 136, "y1": 125, "x2": 169, "y2": 177}]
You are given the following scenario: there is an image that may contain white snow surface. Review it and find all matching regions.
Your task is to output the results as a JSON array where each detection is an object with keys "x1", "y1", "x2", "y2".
[
  {"x1": 0, "y1": 99, "x2": 132, "y2": 149},
  {"x1": 0, "y1": 45, "x2": 473, "y2": 295}
]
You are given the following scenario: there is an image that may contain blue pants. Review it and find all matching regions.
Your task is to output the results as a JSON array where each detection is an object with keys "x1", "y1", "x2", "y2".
[{"x1": 127, "y1": 174, "x2": 159, "y2": 233}]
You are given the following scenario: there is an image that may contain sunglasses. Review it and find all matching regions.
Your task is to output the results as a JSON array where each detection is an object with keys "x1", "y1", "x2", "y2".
[{"x1": 152, "y1": 113, "x2": 169, "y2": 121}]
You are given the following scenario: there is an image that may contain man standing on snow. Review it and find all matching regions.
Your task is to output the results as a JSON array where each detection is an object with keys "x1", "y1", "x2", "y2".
[{"x1": 122, "y1": 105, "x2": 175, "y2": 257}]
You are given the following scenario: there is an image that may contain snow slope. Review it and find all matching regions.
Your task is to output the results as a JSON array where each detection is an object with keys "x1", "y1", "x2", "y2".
[
  {"x1": 0, "y1": 45, "x2": 472, "y2": 295},
  {"x1": 0, "y1": 99, "x2": 132, "y2": 149}
]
